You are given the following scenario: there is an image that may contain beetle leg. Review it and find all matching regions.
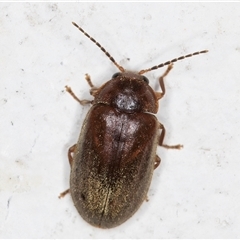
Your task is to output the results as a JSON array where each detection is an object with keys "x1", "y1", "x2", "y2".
[
  {"x1": 58, "y1": 189, "x2": 70, "y2": 198},
  {"x1": 85, "y1": 74, "x2": 100, "y2": 97},
  {"x1": 68, "y1": 144, "x2": 76, "y2": 166},
  {"x1": 155, "y1": 63, "x2": 174, "y2": 100},
  {"x1": 159, "y1": 122, "x2": 183, "y2": 149},
  {"x1": 154, "y1": 155, "x2": 161, "y2": 169},
  {"x1": 65, "y1": 74, "x2": 100, "y2": 103},
  {"x1": 65, "y1": 85, "x2": 93, "y2": 105},
  {"x1": 58, "y1": 144, "x2": 77, "y2": 199},
  {"x1": 85, "y1": 73, "x2": 94, "y2": 88}
]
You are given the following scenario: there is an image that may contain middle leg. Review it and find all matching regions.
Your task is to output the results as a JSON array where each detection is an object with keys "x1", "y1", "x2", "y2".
[{"x1": 158, "y1": 122, "x2": 183, "y2": 149}]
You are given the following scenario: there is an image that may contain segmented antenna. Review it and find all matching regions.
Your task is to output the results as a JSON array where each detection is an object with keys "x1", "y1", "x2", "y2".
[
  {"x1": 138, "y1": 50, "x2": 208, "y2": 75},
  {"x1": 72, "y1": 22, "x2": 208, "y2": 75},
  {"x1": 72, "y1": 22, "x2": 125, "y2": 72}
]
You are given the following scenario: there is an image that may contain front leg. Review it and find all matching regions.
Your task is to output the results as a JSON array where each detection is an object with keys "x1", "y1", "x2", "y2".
[
  {"x1": 65, "y1": 86, "x2": 93, "y2": 105},
  {"x1": 65, "y1": 74, "x2": 99, "y2": 105},
  {"x1": 155, "y1": 63, "x2": 173, "y2": 100}
]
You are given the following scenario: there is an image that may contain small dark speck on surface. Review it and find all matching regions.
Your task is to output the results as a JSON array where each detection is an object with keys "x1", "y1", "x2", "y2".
[{"x1": 7, "y1": 196, "x2": 12, "y2": 208}]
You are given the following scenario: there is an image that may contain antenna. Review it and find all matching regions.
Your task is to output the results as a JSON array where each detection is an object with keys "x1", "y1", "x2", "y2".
[
  {"x1": 72, "y1": 22, "x2": 208, "y2": 75},
  {"x1": 72, "y1": 22, "x2": 125, "y2": 72},
  {"x1": 138, "y1": 50, "x2": 208, "y2": 75}
]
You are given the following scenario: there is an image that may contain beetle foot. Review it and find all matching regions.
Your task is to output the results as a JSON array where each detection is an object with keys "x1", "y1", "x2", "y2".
[
  {"x1": 65, "y1": 86, "x2": 92, "y2": 105},
  {"x1": 161, "y1": 144, "x2": 183, "y2": 149},
  {"x1": 58, "y1": 189, "x2": 70, "y2": 199},
  {"x1": 154, "y1": 155, "x2": 161, "y2": 169}
]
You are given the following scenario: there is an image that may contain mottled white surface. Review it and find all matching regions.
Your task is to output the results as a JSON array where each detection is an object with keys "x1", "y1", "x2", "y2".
[{"x1": 1, "y1": 2, "x2": 240, "y2": 238}]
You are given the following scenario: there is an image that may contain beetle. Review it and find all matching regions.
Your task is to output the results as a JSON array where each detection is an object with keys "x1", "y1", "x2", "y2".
[{"x1": 59, "y1": 22, "x2": 208, "y2": 228}]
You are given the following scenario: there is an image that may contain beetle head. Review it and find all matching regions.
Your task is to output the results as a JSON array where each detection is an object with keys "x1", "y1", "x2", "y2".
[{"x1": 93, "y1": 72, "x2": 158, "y2": 114}]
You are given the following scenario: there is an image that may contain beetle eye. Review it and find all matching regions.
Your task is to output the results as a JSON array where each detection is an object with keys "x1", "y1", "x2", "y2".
[
  {"x1": 142, "y1": 76, "x2": 149, "y2": 84},
  {"x1": 112, "y1": 72, "x2": 121, "y2": 78}
]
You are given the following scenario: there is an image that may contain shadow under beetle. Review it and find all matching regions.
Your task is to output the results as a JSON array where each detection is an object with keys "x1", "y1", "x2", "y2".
[{"x1": 59, "y1": 22, "x2": 208, "y2": 228}]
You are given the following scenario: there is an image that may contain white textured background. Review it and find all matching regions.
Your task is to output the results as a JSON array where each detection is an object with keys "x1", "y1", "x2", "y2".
[{"x1": 1, "y1": 2, "x2": 240, "y2": 238}]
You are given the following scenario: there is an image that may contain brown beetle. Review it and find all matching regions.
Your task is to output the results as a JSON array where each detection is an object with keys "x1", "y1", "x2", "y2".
[{"x1": 59, "y1": 22, "x2": 208, "y2": 228}]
